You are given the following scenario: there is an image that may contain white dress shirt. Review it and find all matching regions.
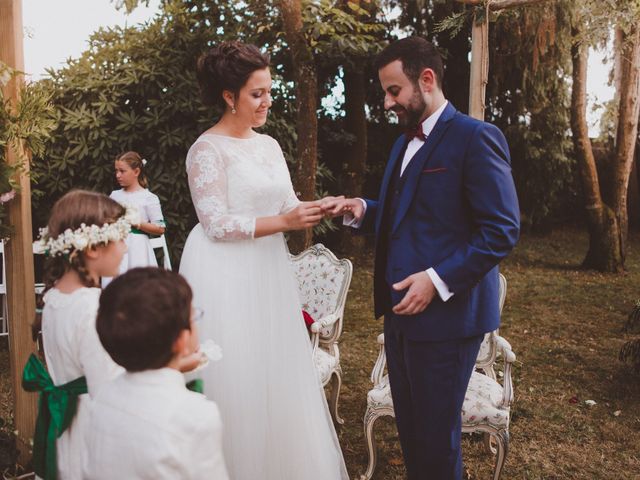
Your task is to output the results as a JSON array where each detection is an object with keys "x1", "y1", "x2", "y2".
[
  {"x1": 345, "y1": 100, "x2": 454, "y2": 302},
  {"x1": 85, "y1": 368, "x2": 229, "y2": 480}
]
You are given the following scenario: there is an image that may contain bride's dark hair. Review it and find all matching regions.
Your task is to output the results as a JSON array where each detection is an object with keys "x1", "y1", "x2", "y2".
[{"x1": 197, "y1": 41, "x2": 270, "y2": 108}]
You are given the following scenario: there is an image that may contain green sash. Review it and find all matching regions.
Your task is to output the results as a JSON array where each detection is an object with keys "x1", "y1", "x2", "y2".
[
  {"x1": 186, "y1": 378, "x2": 204, "y2": 394},
  {"x1": 22, "y1": 354, "x2": 88, "y2": 480}
]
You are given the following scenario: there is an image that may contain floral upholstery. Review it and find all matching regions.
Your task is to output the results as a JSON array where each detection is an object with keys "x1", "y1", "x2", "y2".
[
  {"x1": 462, "y1": 371, "x2": 509, "y2": 429},
  {"x1": 314, "y1": 348, "x2": 338, "y2": 384},
  {"x1": 367, "y1": 374, "x2": 393, "y2": 408}
]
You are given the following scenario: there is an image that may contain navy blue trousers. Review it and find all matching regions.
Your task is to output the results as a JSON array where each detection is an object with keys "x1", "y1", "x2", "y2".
[{"x1": 384, "y1": 314, "x2": 483, "y2": 480}]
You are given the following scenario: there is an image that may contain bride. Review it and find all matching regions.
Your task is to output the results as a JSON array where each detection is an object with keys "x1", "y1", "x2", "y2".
[{"x1": 179, "y1": 41, "x2": 349, "y2": 479}]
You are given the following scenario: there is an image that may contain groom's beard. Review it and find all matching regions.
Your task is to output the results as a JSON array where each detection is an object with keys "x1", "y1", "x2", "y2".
[{"x1": 392, "y1": 88, "x2": 428, "y2": 128}]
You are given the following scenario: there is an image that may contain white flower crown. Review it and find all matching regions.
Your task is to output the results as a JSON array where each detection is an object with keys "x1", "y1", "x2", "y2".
[{"x1": 34, "y1": 206, "x2": 140, "y2": 258}]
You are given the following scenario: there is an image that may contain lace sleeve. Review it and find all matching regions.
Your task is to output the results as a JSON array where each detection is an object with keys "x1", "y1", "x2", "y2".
[
  {"x1": 186, "y1": 139, "x2": 256, "y2": 241},
  {"x1": 273, "y1": 139, "x2": 300, "y2": 214}
]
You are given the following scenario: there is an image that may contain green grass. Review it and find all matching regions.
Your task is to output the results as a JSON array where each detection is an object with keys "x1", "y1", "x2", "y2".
[{"x1": 2, "y1": 227, "x2": 640, "y2": 478}]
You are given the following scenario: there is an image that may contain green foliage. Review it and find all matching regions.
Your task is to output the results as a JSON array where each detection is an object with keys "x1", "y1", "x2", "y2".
[
  {"x1": 302, "y1": 0, "x2": 386, "y2": 63},
  {"x1": 0, "y1": 62, "x2": 56, "y2": 239}
]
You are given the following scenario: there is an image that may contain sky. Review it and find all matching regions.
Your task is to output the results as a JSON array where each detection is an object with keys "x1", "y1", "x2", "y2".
[{"x1": 21, "y1": 0, "x2": 614, "y2": 136}]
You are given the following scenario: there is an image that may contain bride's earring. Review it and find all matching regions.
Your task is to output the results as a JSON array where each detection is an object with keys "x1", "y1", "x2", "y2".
[{"x1": 231, "y1": 106, "x2": 237, "y2": 114}]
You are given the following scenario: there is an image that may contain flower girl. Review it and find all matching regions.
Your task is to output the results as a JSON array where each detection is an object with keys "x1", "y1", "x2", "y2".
[
  {"x1": 103, "y1": 151, "x2": 166, "y2": 286},
  {"x1": 24, "y1": 189, "x2": 135, "y2": 479}
]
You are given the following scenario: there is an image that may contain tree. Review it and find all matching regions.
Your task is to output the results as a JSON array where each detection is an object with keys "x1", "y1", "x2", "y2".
[
  {"x1": 279, "y1": 0, "x2": 319, "y2": 253},
  {"x1": 570, "y1": 0, "x2": 640, "y2": 272}
]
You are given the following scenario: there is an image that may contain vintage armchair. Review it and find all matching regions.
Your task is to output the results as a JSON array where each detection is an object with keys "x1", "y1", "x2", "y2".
[
  {"x1": 289, "y1": 244, "x2": 353, "y2": 424},
  {"x1": 362, "y1": 273, "x2": 516, "y2": 480}
]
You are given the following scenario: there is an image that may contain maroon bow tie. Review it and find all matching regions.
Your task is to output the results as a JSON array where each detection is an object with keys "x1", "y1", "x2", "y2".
[{"x1": 405, "y1": 123, "x2": 426, "y2": 141}]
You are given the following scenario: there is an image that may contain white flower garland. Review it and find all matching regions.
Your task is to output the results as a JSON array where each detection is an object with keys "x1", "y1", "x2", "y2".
[{"x1": 34, "y1": 206, "x2": 140, "y2": 258}]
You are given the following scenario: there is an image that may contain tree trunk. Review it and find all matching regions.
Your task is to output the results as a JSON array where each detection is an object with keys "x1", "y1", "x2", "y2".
[
  {"x1": 570, "y1": 26, "x2": 623, "y2": 272},
  {"x1": 339, "y1": 63, "x2": 367, "y2": 252},
  {"x1": 611, "y1": 25, "x2": 640, "y2": 265},
  {"x1": 279, "y1": 0, "x2": 318, "y2": 253}
]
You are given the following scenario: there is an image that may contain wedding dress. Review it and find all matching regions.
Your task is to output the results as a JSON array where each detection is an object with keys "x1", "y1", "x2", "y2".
[{"x1": 180, "y1": 132, "x2": 349, "y2": 480}]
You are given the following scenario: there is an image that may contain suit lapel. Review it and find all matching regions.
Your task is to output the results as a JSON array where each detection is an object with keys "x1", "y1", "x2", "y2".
[
  {"x1": 375, "y1": 136, "x2": 407, "y2": 231},
  {"x1": 391, "y1": 103, "x2": 457, "y2": 233}
]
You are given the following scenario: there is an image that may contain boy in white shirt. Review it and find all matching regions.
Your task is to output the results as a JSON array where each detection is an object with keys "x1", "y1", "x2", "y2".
[{"x1": 85, "y1": 267, "x2": 229, "y2": 479}]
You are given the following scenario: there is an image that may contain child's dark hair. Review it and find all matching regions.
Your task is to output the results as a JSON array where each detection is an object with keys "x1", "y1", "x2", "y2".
[
  {"x1": 116, "y1": 151, "x2": 148, "y2": 188},
  {"x1": 34, "y1": 190, "x2": 126, "y2": 340},
  {"x1": 196, "y1": 40, "x2": 270, "y2": 108},
  {"x1": 96, "y1": 267, "x2": 193, "y2": 372}
]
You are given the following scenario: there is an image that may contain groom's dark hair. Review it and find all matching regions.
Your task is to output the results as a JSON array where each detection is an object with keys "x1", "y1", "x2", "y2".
[
  {"x1": 197, "y1": 41, "x2": 270, "y2": 108},
  {"x1": 375, "y1": 36, "x2": 444, "y2": 89},
  {"x1": 97, "y1": 268, "x2": 193, "y2": 372}
]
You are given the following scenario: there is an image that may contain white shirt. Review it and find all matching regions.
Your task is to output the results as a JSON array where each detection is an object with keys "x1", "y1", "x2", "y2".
[
  {"x1": 84, "y1": 368, "x2": 229, "y2": 480},
  {"x1": 345, "y1": 100, "x2": 454, "y2": 302}
]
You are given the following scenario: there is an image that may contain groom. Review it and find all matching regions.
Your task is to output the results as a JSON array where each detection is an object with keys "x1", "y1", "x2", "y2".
[{"x1": 328, "y1": 37, "x2": 520, "y2": 479}]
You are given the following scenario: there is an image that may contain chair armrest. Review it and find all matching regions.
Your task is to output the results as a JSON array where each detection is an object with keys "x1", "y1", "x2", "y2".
[
  {"x1": 370, "y1": 333, "x2": 386, "y2": 386},
  {"x1": 309, "y1": 313, "x2": 340, "y2": 355},
  {"x1": 309, "y1": 313, "x2": 339, "y2": 333},
  {"x1": 495, "y1": 335, "x2": 516, "y2": 407},
  {"x1": 495, "y1": 335, "x2": 516, "y2": 363}
]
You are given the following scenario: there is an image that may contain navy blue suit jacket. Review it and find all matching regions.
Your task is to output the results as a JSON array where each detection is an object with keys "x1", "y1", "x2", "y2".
[{"x1": 361, "y1": 103, "x2": 520, "y2": 341}]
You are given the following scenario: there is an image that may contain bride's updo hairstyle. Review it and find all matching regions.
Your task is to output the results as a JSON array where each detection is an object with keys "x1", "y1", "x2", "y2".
[{"x1": 197, "y1": 41, "x2": 270, "y2": 108}]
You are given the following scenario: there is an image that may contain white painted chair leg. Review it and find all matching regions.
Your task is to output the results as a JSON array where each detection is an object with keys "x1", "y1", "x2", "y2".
[{"x1": 329, "y1": 369, "x2": 344, "y2": 425}]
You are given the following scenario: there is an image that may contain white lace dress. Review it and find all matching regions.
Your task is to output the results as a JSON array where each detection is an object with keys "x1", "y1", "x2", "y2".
[{"x1": 179, "y1": 132, "x2": 349, "y2": 480}]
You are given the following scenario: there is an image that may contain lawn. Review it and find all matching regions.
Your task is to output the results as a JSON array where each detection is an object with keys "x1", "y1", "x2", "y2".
[{"x1": 2, "y1": 227, "x2": 640, "y2": 478}]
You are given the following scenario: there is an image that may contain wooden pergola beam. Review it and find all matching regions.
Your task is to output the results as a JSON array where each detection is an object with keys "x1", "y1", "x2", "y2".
[
  {"x1": 457, "y1": 0, "x2": 547, "y2": 10},
  {"x1": 0, "y1": 0, "x2": 38, "y2": 467}
]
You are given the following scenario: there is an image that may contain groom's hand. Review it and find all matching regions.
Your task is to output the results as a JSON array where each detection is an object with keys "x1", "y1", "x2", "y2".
[{"x1": 392, "y1": 271, "x2": 436, "y2": 315}]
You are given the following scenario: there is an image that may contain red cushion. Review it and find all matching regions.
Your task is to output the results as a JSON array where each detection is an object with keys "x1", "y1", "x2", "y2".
[{"x1": 302, "y1": 310, "x2": 315, "y2": 330}]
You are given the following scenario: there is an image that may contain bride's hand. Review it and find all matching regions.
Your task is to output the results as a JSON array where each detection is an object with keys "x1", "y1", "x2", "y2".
[{"x1": 284, "y1": 201, "x2": 324, "y2": 230}]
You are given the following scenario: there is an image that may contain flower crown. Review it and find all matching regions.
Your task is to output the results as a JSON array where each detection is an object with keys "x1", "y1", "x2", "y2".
[{"x1": 34, "y1": 206, "x2": 140, "y2": 258}]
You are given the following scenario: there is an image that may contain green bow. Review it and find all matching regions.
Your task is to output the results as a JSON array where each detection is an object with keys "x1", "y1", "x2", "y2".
[
  {"x1": 22, "y1": 353, "x2": 88, "y2": 480},
  {"x1": 186, "y1": 378, "x2": 204, "y2": 394}
]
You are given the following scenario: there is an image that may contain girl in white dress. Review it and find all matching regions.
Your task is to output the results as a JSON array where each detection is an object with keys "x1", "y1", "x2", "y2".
[
  {"x1": 30, "y1": 190, "x2": 132, "y2": 479},
  {"x1": 180, "y1": 41, "x2": 349, "y2": 479},
  {"x1": 103, "y1": 152, "x2": 166, "y2": 286}
]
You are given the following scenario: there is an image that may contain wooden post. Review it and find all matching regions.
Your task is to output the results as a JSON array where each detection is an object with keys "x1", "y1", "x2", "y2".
[
  {"x1": 457, "y1": 0, "x2": 551, "y2": 120},
  {"x1": 468, "y1": 9, "x2": 489, "y2": 120},
  {"x1": 0, "y1": 0, "x2": 38, "y2": 466}
]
